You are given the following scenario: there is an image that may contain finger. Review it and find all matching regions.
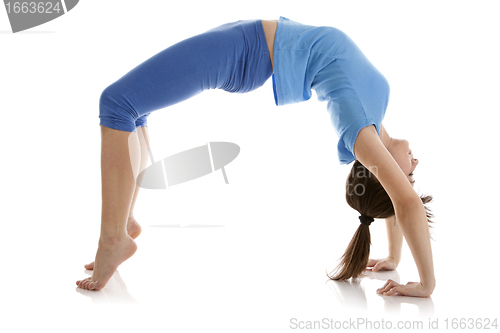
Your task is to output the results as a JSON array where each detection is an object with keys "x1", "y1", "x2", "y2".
[
  {"x1": 377, "y1": 279, "x2": 398, "y2": 294},
  {"x1": 384, "y1": 286, "x2": 402, "y2": 296},
  {"x1": 373, "y1": 262, "x2": 386, "y2": 272},
  {"x1": 379, "y1": 279, "x2": 393, "y2": 290},
  {"x1": 367, "y1": 259, "x2": 378, "y2": 267},
  {"x1": 380, "y1": 281, "x2": 398, "y2": 293},
  {"x1": 382, "y1": 280, "x2": 401, "y2": 293}
]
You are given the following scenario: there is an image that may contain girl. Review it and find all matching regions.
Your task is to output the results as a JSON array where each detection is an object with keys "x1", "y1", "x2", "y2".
[{"x1": 77, "y1": 17, "x2": 435, "y2": 297}]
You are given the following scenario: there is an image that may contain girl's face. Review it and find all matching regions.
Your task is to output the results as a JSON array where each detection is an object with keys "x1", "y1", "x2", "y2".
[{"x1": 387, "y1": 138, "x2": 418, "y2": 186}]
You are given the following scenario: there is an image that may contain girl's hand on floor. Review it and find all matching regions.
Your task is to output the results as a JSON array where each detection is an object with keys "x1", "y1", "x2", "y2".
[
  {"x1": 377, "y1": 280, "x2": 433, "y2": 297},
  {"x1": 366, "y1": 257, "x2": 397, "y2": 272}
]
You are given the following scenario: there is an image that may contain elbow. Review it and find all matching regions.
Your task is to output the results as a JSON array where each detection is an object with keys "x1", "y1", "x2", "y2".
[
  {"x1": 394, "y1": 192, "x2": 423, "y2": 212},
  {"x1": 393, "y1": 193, "x2": 428, "y2": 226}
]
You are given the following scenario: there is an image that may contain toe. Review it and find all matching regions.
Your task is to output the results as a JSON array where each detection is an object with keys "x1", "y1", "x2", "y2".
[
  {"x1": 77, "y1": 278, "x2": 90, "y2": 289},
  {"x1": 77, "y1": 277, "x2": 100, "y2": 291}
]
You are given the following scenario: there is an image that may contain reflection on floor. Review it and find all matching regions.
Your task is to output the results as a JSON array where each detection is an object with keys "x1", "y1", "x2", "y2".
[
  {"x1": 76, "y1": 270, "x2": 138, "y2": 305},
  {"x1": 327, "y1": 271, "x2": 435, "y2": 317},
  {"x1": 68, "y1": 219, "x2": 496, "y2": 331},
  {"x1": 75, "y1": 224, "x2": 434, "y2": 318}
]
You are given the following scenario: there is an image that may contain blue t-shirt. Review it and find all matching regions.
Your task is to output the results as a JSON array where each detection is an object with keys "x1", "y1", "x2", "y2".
[{"x1": 272, "y1": 17, "x2": 390, "y2": 164}]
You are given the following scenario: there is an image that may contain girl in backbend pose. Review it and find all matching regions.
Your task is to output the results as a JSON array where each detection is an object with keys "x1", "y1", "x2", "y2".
[{"x1": 77, "y1": 17, "x2": 435, "y2": 297}]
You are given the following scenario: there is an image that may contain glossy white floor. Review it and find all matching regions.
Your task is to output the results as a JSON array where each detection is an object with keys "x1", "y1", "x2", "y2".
[{"x1": 2, "y1": 1, "x2": 499, "y2": 332}]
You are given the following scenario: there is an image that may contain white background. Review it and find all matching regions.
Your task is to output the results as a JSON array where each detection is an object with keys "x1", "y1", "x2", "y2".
[{"x1": 1, "y1": 0, "x2": 499, "y2": 332}]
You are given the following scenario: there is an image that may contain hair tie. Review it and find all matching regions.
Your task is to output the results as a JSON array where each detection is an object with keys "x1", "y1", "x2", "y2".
[{"x1": 359, "y1": 215, "x2": 374, "y2": 226}]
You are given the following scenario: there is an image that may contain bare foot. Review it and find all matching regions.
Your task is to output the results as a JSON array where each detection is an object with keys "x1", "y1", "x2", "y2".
[
  {"x1": 84, "y1": 216, "x2": 141, "y2": 270},
  {"x1": 77, "y1": 236, "x2": 137, "y2": 291}
]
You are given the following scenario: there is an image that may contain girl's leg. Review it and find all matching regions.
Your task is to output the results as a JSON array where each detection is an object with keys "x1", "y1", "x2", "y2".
[
  {"x1": 77, "y1": 19, "x2": 272, "y2": 291},
  {"x1": 76, "y1": 126, "x2": 140, "y2": 291},
  {"x1": 127, "y1": 125, "x2": 151, "y2": 234},
  {"x1": 83, "y1": 125, "x2": 149, "y2": 271}
]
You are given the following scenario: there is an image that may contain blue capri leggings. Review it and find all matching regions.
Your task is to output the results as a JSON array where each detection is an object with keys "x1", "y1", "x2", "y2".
[{"x1": 99, "y1": 20, "x2": 273, "y2": 132}]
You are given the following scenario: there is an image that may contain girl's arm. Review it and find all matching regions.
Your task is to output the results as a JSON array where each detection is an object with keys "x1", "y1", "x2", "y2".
[
  {"x1": 379, "y1": 122, "x2": 392, "y2": 148},
  {"x1": 386, "y1": 216, "x2": 403, "y2": 265},
  {"x1": 354, "y1": 125, "x2": 435, "y2": 297},
  {"x1": 367, "y1": 216, "x2": 403, "y2": 271}
]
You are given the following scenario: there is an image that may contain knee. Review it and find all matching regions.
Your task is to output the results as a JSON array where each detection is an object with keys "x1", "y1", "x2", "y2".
[{"x1": 99, "y1": 84, "x2": 138, "y2": 132}]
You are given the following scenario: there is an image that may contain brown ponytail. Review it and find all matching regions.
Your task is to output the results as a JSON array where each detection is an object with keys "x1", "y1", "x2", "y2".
[
  {"x1": 328, "y1": 222, "x2": 371, "y2": 280},
  {"x1": 327, "y1": 161, "x2": 434, "y2": 280}
]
